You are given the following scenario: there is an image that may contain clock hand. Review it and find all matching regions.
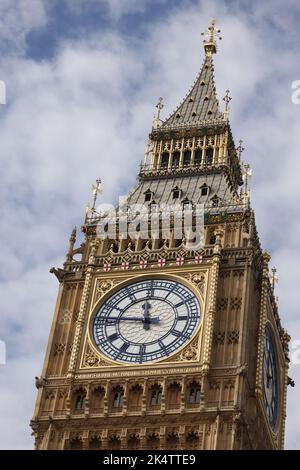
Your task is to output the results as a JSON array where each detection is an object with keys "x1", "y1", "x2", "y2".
[{"x1": 142, "y1": 301, "x2": 151, "y2": 330}]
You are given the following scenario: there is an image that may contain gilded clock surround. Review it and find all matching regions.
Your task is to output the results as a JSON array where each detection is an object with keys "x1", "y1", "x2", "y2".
[
  {"x1": 31, "y1": 19, "x2": 290, "y2": 450},
  {"x1": 85, "y1": 272, "x2": 206, "y2": 368}
]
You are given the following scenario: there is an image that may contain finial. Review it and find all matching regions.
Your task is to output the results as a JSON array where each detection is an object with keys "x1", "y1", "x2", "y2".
[
  {"x1": 153, "y1": 97, "x2": 164, "y2": 129},
  {"x1": 223, "y1": 89, "x2": 232, "y2": 119},
  {"x1": 242, "y1": 162, "x2": 252, "y2": 195},
  {"x1": 201, "y1": 18, "x2": 222, "y2": 56},
  {"x1": 91, "y1": 178, "x2": 102, "y2": 213},
  {"x1": 237, "y1": 139, "x2": 245, "y2": 160},
  {"x1": 271, "y1": 267, "x2": 279, "y2": 291},
  {"x1": 66, "y1": 227, "x2": 76, "y2": 263}
]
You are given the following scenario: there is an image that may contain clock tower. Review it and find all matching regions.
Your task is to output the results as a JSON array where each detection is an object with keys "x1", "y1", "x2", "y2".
[{"x1": 31, "y1": 19, "x2": 290, "y2": 450}]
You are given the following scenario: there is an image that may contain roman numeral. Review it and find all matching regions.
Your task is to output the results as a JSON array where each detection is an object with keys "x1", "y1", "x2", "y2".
[
  {"x1": 177, "y1": 315, "x2": 188, "y2": 321},
  {"x1": 120, "y1": 342, "x2": 130, "y2": 352},
  {"x1": 108, "y1": 333, "x2": 119, "y2": 341},
  {"x1": 139, "y1": 344, "x2": 146, "y2": 356},
  {"x1": 172, "y1": 329, "x2": 190, "y2": 340},
  {"x1": 158, "y1": 340, "x2": 169, "y2": 355},
  {"x1": 174, "y1": 301, "x2": 185, "y2": 308}
]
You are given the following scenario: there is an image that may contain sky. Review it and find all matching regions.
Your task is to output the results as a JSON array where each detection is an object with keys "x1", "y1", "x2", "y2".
[{"x1": 0, "y1": 0, "x2": 299, "y2": 450}]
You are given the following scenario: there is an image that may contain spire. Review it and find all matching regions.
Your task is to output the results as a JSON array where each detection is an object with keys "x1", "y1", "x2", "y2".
[
  {"x1": 160, "y1": 19, "x2": 224, "y2": 130},
  {"x1": 201, "y1": 18, "x2": 222, "y2": 57}
]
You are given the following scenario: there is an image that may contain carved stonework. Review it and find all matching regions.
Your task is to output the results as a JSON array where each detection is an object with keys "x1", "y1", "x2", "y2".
[
  {"x1": 164, "y1": 335, "x2": 200, "y2": 363},
  {"x1": 95, "y1": 279, "x2": 114, "y2": 302},
  {"x1": 82, "y1": 343, "x2": 112, "y2": 368},
  {"x1": 185, "y1": 273, "x2": 206, "y2": 295}
]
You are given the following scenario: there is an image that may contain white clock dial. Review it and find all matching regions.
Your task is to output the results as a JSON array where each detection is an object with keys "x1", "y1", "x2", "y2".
[{"x1": 93, "y1": 278, "x2": 201, "y2": 363}]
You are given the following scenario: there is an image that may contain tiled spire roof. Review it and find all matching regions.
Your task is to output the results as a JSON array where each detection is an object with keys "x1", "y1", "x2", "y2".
[{"x1": 161, "y1": 54, "x2": 223, "y2": 129}]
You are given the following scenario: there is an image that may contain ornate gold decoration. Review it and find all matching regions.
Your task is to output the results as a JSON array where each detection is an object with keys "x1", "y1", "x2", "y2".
[
  {"x1": 82, "y1": 343, "x2": 112, "y2": 368},
  {"x1": 95, "y1": 279, "x2": 114, "y2": 301},
  {"x1": 164, "y1": 335, "x2": 199, "y2": 363},
  {"x1": 185, "y1": 272, "x2": 206, "y2": 295}
]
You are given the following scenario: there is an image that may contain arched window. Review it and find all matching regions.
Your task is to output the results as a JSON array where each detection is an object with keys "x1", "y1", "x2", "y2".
[
  {"x1": 108, "y1": 435, "x2": 121, "y2": 450},
  {"x1": 172, "y1": 186, "x2": 181, "y2": 200},
  {"x1": 127, "y1": 435, "x2": 140, "y2": 450},
  {"x1": 90, "y1": 386, "x2": 105, "y2": 412},
  {"x1": 194, "y1": 149, "x2": 202, "y2": 165},
  {"x1": 167, "y1": 382, "x2": 181, "y2": 410},
  {"x1": 187, "y1": 382, "x2": 201, "y2": 405},
  {"x1": 128, "y1": 384, "x2": 143, "y2": 411},
  {"x1": 183, "y1": 150, "x2": 191, "y2": 166},
  {"x1": 147, "y1": 433, "x2": 160, "y2": 450},
  {"x1": 206, "y1": 148, "x2": 214, "y2": 164},
  {"x1": 111, "y1": 385, "x2": 124, "y2": 409},
  {"x1": 172, "y1": 151, "x2": 180, "y2": 168},
  {"x1": 69, "y1": 437, "x2": 83, "y2": 450},
  {"x1": 161, "y1": 152, "x2": 169, "y2": 168},
  {"x1": 89, "y1": 436, "x2": 101, "y2": 450},
  {"x1": 149, "y1": 384, "x2": 162, "y2": 407},
  {"x1": 166, "y1": 432, "x2": 179, "y2": 450},
  {"x1": 73, "y1": 388, "x2": 86, "y2": 411},
  {"x1": 211, "y1": 195, "x2": 220, "y2": 207},
  {"x1": 200, "y1": 184, "x2": 209, "y2": 197},
  {"x1": 144, "y1": 189, "x2": 153, "y2": 202},
  {"x1": 186, "y1": 432, "x2": 199, "y2": 450}
]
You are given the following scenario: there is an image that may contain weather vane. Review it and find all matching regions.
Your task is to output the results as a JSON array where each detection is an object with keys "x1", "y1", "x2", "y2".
[{"x1": 201, "y1": 18, "x2": 222, "y2": 56}]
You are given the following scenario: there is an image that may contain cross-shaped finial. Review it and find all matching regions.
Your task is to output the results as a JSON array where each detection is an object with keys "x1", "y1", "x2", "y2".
[
  {"x1": 237, "y1": 139, "x2": 245, "y2": 160},
  {"x1": 223, "y1": 89, "x2": 232, "y2": 112},
  {"x1": 153, "y1": 97, "x2": 164, "y2": 129},
  {"x1": 201, "y1": 18, "x2": 222, "y2": 56},
  {"x1": 271, "y1": 267, "x2": 279, "y2": 291},
  {"x1": 91, "y1": 178, "x2": 102, "y2": 212}
]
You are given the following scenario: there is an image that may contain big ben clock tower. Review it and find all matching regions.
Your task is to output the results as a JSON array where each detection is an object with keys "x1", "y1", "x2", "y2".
[{"x1": 31, "y1": 19, "x2": 290, "y2": 450}]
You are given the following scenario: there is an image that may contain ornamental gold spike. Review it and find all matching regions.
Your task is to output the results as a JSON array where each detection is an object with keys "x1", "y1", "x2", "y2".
[{"x1": 201, "y1": 18, "x2": 222, "y2": 56}]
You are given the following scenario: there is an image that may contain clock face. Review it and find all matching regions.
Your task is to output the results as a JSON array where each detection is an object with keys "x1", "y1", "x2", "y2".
[
  {"x1": 93, "y1": 278, "x2": 200, "y2": 364},
  {"x1": 263, "y1": 325, "x2": 278, "y2": 430}
]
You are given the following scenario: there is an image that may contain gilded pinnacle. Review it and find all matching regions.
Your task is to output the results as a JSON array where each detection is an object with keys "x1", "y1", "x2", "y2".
[{"x1": 201, "y1": 18, "x2": 222, "y2": 56}]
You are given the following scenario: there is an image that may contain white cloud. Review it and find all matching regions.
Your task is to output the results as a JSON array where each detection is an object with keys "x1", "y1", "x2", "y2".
[
  {"x1": 0, "y1": 0, "x2": 47, "y2": 54},
  {"x1": 0, "y1": 0, "x2": 300, "y2": 449}
]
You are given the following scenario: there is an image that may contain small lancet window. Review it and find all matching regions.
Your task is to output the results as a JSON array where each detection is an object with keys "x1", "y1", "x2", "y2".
[
  {"x1": 172, "y1": 186, "x2": 181, "y2": 200},
  {"x1": 144, "y1": 189, "x2": 153, "y2": 202},
  {"x1": 206, "y1": 147, "x2": 214, "y2": 164},
  {"x1": 211, "y1": 195, "x2": 220, "y2": 207},
  {"x1": 194, "y1": 149, "x2": 202, "y2": 165},
  {"x1": 161, "y1": 152, "x2": 169, "y2": 168},
  {"x1": 207, "y1": 109, "x2": 212, "y2": 115},
  {"x1": 200, "y1": 184, "x2": 209, "y2": 197},
  {"x1": 200, "y1": 80, "x2": 205, "y2": 86},
  {"x1": 172, "y1": 151, "x2": 180, "y2": 168},
  {"x1": 192, "y1": 111, "x2": 197, "y2": 117},
  {"x1": 188, "y1": 97, "x2": 194, "y2": 103},
  {"x1": 176, "y1": 113, "x2": 181, "y2": 118}
]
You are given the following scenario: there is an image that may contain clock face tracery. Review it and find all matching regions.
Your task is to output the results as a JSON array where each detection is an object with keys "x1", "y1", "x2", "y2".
[
  {"x1": 92, "y1": 278, "x2": 201, "y2": 364},
  {"x1": 263, "y1": 325, "x2": 278, "y2": 430}
]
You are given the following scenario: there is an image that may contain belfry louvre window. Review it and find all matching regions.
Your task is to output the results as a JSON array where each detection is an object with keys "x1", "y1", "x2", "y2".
[
  {"x1": 161, "y1": 152, "x2": 169, "y2": 168},
  {"x1": 194, "y1": 149, "x2": 202, "y2": 165},
  {"x1": 172, "y1": 151, "x2": 180, "y2": 167},
  {"x1": 183, "y1": 150, "x2": 191, "y2": 166},
  {"x1": 206, "y1": 148, "x2": 213, "y2": 164}
]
